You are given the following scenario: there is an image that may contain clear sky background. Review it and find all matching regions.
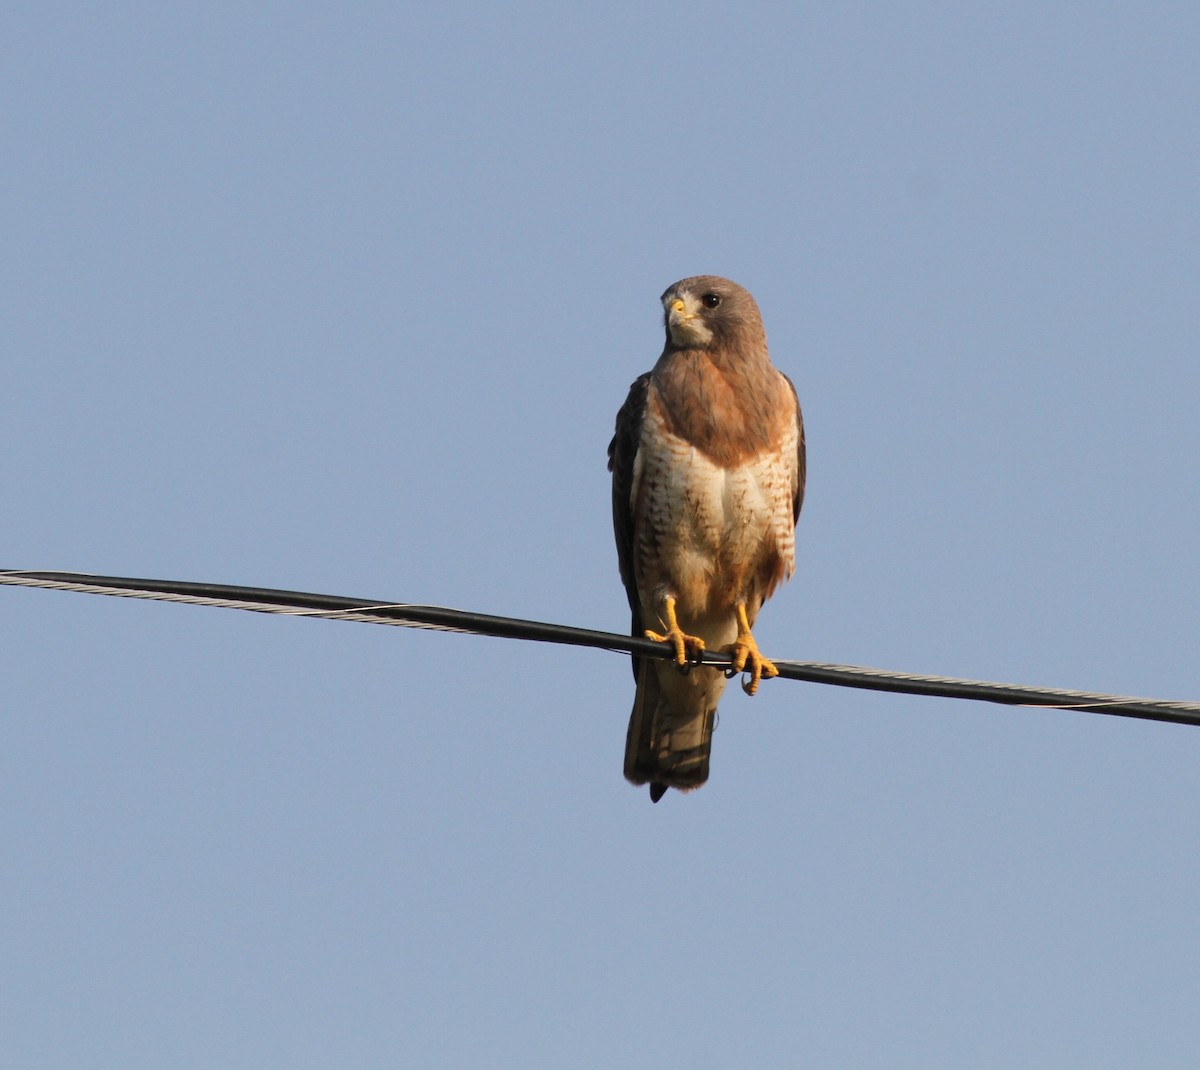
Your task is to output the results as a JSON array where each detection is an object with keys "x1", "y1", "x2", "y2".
[{"x1": 4, "y1": 3, "x2": 1199, "y2": 1067}]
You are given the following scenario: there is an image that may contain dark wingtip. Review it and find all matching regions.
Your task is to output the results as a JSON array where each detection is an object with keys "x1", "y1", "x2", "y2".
[{"x1": 649, "y1": 782, "x2": 668, "y2": 803}]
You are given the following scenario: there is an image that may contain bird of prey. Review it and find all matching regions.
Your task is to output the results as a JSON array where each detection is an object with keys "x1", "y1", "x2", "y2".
[{"x1": 608, "y1": 276, "x2": 805, "y2": 802}]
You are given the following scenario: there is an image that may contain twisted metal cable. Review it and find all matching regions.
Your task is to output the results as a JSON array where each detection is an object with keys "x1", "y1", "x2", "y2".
[{"x1": 2, "y1": 569, "x2": 1197, "y2": 727}]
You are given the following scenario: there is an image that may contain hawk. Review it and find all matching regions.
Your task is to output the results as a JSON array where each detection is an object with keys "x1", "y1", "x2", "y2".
[{"x1": 608, "y1": 276, "x2": 805, "y2": 802}]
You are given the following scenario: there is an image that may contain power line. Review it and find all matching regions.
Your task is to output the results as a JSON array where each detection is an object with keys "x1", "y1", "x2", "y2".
[{"x1": 2, "y1": 568, "x2": 1198, "y2": 728}]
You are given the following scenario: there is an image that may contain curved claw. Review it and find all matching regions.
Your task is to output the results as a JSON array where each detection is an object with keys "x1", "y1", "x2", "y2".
[
  {"x1": 644, "y1": 596, "x2": 706, "y2": 668},
  {"x1": 729, "y1": 640, "x2": 778, "y2": 695},
  {"x1": 727, "y1": 604, "x2": 778, "y2": 696},
  {"x1": 645, "y1": 626, "x2": 706, "y2": 667}
]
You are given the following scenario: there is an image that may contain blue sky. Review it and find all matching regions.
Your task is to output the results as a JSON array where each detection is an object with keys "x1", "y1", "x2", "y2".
[{"x1": 4, "y1": 3, "x2": 1200, "y2": 1066}]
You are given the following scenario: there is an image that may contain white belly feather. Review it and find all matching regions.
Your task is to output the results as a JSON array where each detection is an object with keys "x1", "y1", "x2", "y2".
[{"x1": 633, "y1": 405, "x2": 797, "y2": 630}]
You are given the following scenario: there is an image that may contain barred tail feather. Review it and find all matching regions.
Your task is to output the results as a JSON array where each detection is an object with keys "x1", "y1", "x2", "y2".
[{"x1": 624, "y1": 660, "x2": 722, "y2": 802}]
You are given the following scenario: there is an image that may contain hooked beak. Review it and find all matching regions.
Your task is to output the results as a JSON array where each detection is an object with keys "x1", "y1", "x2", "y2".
[
  {"x1": 667, "y1": 296, "x2": 693, "y2": 328},
  {"x1": 664, "y1": 292, "x2": 712, "y2": 346}
]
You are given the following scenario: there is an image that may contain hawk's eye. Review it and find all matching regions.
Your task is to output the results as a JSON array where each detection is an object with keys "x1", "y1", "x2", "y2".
[{"x1": 701, "y1": 293, "x2": 721, "y2": 309}]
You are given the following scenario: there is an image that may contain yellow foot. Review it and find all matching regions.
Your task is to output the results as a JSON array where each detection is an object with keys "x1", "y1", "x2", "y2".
[
  {"x1": 727, "y1": 604, "x2": 779, "y2": 696},
  {"x1": 644, "y1": 596, "x2": 706, "y2": 668}
]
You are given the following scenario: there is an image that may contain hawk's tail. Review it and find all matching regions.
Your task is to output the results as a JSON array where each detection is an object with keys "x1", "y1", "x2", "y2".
[{"x1": 623, "y1": 659, "x2": 720, "y2": 803}]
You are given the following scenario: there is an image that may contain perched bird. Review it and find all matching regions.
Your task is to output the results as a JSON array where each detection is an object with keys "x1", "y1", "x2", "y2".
[{"x1": 608, "y1": 276, "x2": 805, "y2": 802}]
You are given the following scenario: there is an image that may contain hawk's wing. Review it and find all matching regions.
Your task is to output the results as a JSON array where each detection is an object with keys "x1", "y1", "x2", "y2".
[
  {"x1": 608, "y1": 372, "x2": 650, "y2": 680},
  {"x1": 783, "y1": 372, "x2": 807, "y2": 523}
]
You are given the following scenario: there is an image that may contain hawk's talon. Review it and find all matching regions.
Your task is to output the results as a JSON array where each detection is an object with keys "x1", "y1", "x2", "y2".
[
  {"x1": 644, "y1": 626, "x2": 706, "y2": 668},
  {"x1": 644, "y1": 595, "x2": 706, "y2": 669},
  {"x1": 727, "y1": 604, "x2": 778, "y2": 696}
]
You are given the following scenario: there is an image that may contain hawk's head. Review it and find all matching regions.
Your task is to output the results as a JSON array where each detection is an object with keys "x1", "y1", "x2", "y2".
[{"x1": 660, "y1": 275, "x2": 766, "y2": 354}]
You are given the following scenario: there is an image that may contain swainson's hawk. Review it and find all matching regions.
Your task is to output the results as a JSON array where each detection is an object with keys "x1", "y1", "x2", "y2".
[{"x1": 608, "y1": 276, "x2": 805, "y2": 802}]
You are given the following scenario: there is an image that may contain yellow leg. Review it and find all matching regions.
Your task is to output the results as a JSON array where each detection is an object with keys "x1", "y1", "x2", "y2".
[
  {"x1": 644, "y1": 596, "x2": 706, "y2": 667},
  {"x1": 728, "y1": 604, "x2": 778, "y2": 696}
]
